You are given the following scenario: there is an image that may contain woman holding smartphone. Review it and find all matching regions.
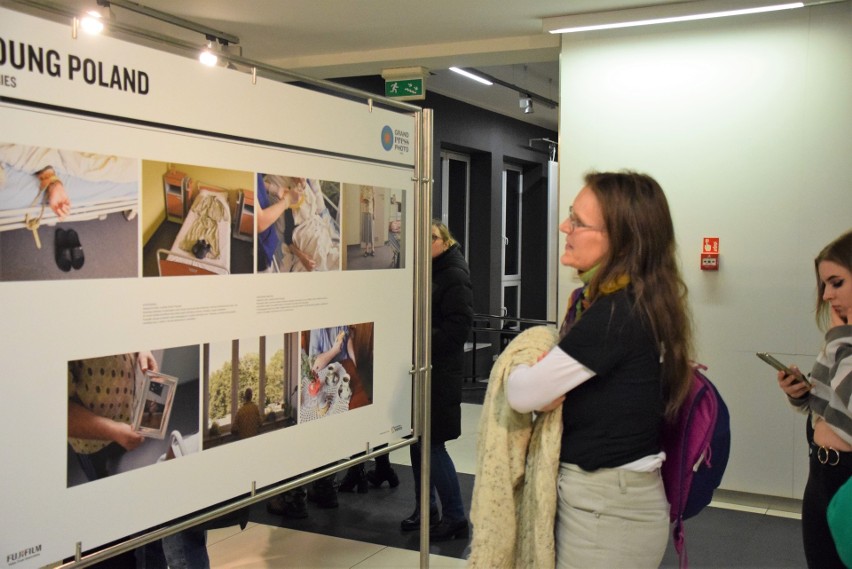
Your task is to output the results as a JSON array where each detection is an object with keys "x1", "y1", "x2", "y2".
[{"x1": 777, "y1": 230, "x2": 852, "y2": 569}]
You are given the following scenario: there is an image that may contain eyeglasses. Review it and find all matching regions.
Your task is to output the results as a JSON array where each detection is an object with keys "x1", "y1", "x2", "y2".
[{"x1": 566, "y1": 206, "x2": 604, "y2": 232}]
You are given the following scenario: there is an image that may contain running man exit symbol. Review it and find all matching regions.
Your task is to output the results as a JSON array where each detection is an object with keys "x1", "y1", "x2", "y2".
[{"x1": 385, "y1": 78, "x2": 424, "y2": 99}]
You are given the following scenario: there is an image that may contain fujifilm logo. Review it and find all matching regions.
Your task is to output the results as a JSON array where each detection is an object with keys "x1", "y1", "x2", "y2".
[{"x1": 6, "y1": 544, "x2": 41, "y2": 566}]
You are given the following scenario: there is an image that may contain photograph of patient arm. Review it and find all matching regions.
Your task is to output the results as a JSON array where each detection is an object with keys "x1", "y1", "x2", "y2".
[
  {"x1": 256, "y1": 173, "x2": 341, "y2": 273},
  {"x1": 202, "y1": 334, "x2": 299, "y2": 450},
  {"x1": 66, "y1": 345, "x2": 200, "y2": 487},
  {"x1": 0, "y1": 142, "x2": 139, "y2": 282},
  {"x1": 141, "y1": 161, "x2": 254, "y2": 277},
  {"x1": 299, "y1": 322, "x2": 374, "y2": 424},
  {"x1": 341, "y1": 184, "x2": 405, "y2": 270}
]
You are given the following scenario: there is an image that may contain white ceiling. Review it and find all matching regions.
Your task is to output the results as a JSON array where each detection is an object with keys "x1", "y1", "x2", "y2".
[{"x1": 31, "y1": 0, "x2": 692, "y2": 130}]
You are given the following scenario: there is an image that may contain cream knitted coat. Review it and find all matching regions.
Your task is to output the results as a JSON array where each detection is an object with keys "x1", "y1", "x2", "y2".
[{"x1": 468, "y1": 326, "x2": 562, "y2": 569}]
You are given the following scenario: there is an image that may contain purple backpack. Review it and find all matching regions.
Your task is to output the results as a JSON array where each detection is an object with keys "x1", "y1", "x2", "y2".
[{"x1": 661, "y1": 364, "x2": 731, "y2": 569}]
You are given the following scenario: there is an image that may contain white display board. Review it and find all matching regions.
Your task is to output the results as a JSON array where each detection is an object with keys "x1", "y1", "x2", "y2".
[{"x1": 0, "y1": 8, "x2": 419, "y2": 568}]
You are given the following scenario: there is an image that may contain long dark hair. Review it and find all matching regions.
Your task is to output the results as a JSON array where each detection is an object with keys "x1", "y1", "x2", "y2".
[
  {"x1": 584, "y1": 171, "x2": 693, "y2": 420},
  {"x1": 814, "y1": 230, "x2": 852, "y2": 331}
]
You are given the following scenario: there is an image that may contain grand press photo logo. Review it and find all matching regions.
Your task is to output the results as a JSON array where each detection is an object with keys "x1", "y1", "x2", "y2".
[{"x1": 381, "y1": 125, "x2": 410, "y2": 154}]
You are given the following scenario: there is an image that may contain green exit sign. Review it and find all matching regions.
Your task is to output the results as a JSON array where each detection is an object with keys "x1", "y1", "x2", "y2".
[{"x1": 385, "y1": 78, "x2": 425, "y2": 100}]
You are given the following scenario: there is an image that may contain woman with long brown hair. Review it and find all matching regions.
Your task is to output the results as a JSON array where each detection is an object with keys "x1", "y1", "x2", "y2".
[
  {"x1": 506, "y1": 171, "x2": 692, "y2": 568},
  {"x1": 776, "y1": 230, "x2": 852, "y2": 568}
]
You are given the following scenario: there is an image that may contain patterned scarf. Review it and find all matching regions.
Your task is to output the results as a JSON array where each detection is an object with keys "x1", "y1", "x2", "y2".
[{"x1": 558, "y1": 265, "x2": 630, "y2": 339}]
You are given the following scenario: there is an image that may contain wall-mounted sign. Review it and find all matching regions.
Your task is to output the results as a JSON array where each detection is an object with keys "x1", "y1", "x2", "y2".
[{"x1": 385, "y1": 77, "x2": 424, "y2": 100}]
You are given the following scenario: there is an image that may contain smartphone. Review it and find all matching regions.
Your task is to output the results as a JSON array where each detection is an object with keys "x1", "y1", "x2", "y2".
[{"x1": 756, "y1": 352, "x2": 809, "y2": 384}]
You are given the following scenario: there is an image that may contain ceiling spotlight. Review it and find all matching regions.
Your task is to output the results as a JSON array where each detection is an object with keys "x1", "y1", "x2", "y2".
[
  {"x1": 520, "y1": 95, "x2": 534, "y2": 114},
  {"x1": 199, "y1": 41, "x2": 219, "y2": 67},
  {"x1": 79, "y1": 4, "x2": 111, "y2": 35},
  {"x1": 80, "y1": 11, "x2": 104, "y2": 34}
]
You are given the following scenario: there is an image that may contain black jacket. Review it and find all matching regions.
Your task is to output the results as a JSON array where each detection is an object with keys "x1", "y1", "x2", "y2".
[{"x1": 430, "y1": 243, "x2": 474, "y2": 442}]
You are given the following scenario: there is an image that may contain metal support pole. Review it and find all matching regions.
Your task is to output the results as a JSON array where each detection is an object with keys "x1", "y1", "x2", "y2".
[{"x1": 417, "y1": 108, "x2": 434, "y2": 569}]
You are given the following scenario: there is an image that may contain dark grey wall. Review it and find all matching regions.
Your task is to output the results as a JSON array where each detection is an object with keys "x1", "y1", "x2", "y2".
[{"x1": 333, "y1": 76, "x2": 557, "y2": 322}]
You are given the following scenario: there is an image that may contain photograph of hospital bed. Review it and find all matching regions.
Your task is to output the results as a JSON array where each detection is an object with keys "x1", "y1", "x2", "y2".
[
  {"x1": 0, "y1": 143, "x2": 139, "y2": 282},
  {"x1": 258, "y1": 175, "x2": 341, "y2": 273},
  {"x1": 340, "y1": 184, "x2": 406, "y2": 271},
  {"x1": 141, "y1": 162, "x2": 254, "y2": 277},
  {"x1": 158, "y1": 186, "x2": 233, "y2": 277}
]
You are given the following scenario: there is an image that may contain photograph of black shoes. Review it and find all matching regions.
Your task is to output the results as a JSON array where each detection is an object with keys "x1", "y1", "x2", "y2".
[
  {"x1": 191, "y1": 239, "x2": 211, "y2": 259},
  {"x1": 54, "y1": 228, "x2": 85, "y2": 272}
]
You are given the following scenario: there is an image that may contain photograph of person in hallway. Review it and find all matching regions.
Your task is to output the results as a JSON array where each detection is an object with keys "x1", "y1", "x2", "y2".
[
  {"x1": 399, "y1": 220, "x2": 473, "y2": 541},
  {"x1": 775, "y1": 229, "x2": 852, "y2": 569},
  {"x1": 501, "y1": 171, "x2": 693, "y2": 568},
  {"x1": 341, "y1": 184, "x2": 406, "y2": 270}
]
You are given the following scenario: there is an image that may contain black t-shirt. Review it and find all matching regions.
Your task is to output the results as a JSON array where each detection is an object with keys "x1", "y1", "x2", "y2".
[{"x1": 558, "y1": 289, "x2": 663, "y2": 470}]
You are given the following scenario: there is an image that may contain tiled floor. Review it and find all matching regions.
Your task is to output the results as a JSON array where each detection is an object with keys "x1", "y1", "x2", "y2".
[
  {"x1": 206, "y1": 404, "x2": 484, "y2": 569},
  {"x1": 206, "y1": 403, "x2": 806, "y2": 568}
]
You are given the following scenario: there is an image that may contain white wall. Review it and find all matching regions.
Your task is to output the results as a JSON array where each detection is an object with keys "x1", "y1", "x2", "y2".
[{"x1": 558, "y1": 2, "x2": 851, "y2": 497}]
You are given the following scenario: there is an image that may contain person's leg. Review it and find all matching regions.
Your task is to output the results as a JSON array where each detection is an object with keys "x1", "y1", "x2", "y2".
[
  {"x1": 429, "y1": 443, "x2": 465, "y2": 522},
  {"x1": 161, "y1": 529, "x2": 209, "y2": 569},
  {"x1": 401, "y1": 442, "x2": 439, "y2": 530},
  {"x1": 135, "y1": 541, "x2": 167, "y2": 569},
  {"x1": 801, "y1": 458, "x2": 849, "y2": 569},
  {"x1": 308, "y1": 473, "x2": 338, "y2": 508},
  {"x1": 367, "y1": 452, "x2": 399, "y2": 488},
  {"x1": 267, "y1": 487, "x2": 308, "y2": 519},
  {"x1": 339, "y1": 462, "x2": 368, "y2": 493},
  {"x1": 428, "y1": 442, "x2": 468, "y2": 540},
  {"x1": 409, "y1": 441, "x2": 422, "y2": 504}
]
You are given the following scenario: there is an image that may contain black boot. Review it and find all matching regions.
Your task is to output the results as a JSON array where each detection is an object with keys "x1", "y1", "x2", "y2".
[
  {"x1": 339, "y1": 464, "x2": 368, "y2": 494},
  {"x1": 401, "y1": 505, "x2": 441, "y2": 531},
  {"x1": 366, "y1": 465, "x2": 400, "y2": 488},
  {"x1": 266, "y1": 488, "x2": 308, "y2": 519},
  {"x1": 430, "y1": 517, "x2": 470, "y2": 541},
  {"x1": 307, "y1": 474, "x2": 338, "y2": 508}
]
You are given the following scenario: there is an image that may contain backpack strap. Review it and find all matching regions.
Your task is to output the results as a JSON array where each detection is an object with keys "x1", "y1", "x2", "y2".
[{"x1": 673, "y1": 515, "x2": 688, "y2": 569}]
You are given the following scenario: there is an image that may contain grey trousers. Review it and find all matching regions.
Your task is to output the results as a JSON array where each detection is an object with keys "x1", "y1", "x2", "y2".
[{"x1": 555, "y1": 462, "x2": 669, "y2": 569}]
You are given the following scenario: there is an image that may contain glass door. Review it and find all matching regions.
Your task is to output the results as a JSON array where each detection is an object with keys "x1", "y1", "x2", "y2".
[{"x1": 440, "y1": 151, "x2": 470, "y2": 257}]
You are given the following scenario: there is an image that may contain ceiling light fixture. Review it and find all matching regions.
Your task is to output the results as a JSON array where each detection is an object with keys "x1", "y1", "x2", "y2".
[
  {"x1": 96, "y1": 0, "x2": 239, "y2": 46},
  {"x1": 451, "y1": 67, "x2": 558, "y2": 110},
  {"x1": 79, "y1": 9, "x2": 106, "y2": 35},
  {"x1": 449, "y1": 67, "x2": 493, "y2": 85},
  {"x1": 543, "y1": 1, "x2": 807, "y2": 34},
  {"x1": 520, "y1": 95, "x2": 534, "y2": 114},
  {"x1": 199, "y1": 40, "x2": 219, "y2": 67}
]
